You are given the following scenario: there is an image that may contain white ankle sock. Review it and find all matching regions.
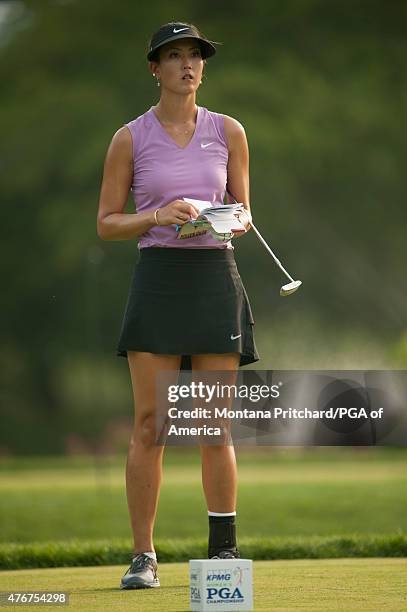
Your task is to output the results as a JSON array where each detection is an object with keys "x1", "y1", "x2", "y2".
[{"x1": 133, "y1": 551, "x2": 157, "y2": 562}]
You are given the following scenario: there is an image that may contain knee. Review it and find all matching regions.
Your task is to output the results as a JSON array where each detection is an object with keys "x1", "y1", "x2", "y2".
[
  {"x1": 205, "y1": 422, "x2": 233, "y2": 446},
  {"x1": 132, "y1": 411, "x2": 158, "y2": 448}
]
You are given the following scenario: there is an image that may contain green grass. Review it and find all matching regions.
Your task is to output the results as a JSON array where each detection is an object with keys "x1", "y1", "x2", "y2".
[
  {"x1": 1, "y1": 449, "x2": 406, "y2": 544},
  {"x1": 0, "y1": 559, "x2": 406, "y2": 611},
  {"x1": 1, "y1": 534, "x2": 406, "y2": 571}
]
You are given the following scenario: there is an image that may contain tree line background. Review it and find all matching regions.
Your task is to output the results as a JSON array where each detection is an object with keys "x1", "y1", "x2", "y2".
[{"x1": 1, "y1": 0, "x2": 406, "y2": 454}]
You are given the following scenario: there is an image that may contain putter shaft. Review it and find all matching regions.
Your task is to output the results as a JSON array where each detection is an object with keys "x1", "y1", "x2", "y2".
[
  {"x1": 226, "y1": 188, "x2": 299, "y2": 288},
  {"x1": 250, "y1": 222, "x2": 295, "y2": 283}
]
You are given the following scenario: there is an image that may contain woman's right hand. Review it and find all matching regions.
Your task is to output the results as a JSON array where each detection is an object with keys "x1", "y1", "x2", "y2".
[{"x1": 154, "y1": 200, "x2": 200, "y2": 227}]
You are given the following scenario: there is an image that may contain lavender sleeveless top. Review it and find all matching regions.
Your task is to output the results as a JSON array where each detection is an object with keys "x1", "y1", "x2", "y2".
[{"x1": 125, "y1": 105, "x2": 233, "y2": 250}]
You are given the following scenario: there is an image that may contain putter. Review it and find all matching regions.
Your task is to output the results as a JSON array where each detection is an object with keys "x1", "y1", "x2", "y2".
[
  {"x1": 250, "y1": 222, "x2": 302, "y2": 296},
  {"x1": 226, "y1": 189, "x2": 302, "y2": 296}
]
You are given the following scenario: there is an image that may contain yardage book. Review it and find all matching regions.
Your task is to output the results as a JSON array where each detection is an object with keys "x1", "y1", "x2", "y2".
[{"x1": 176, "y1": 198, "x2": 246, "y2": 241}]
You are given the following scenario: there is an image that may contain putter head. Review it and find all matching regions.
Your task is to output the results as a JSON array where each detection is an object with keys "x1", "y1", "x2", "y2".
[{"x1": 280, "y1": 280, "x2": 302, "y2": 296}]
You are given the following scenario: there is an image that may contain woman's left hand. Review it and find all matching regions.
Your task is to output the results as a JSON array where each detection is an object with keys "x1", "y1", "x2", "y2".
[{"x1": 233, "y1": 210, "x2": 251, "y2": 235}]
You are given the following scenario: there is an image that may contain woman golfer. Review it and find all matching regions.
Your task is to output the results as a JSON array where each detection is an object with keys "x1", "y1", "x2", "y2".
[{"x1": 97, "y1": 21, "x2": 259, "y2": 590}]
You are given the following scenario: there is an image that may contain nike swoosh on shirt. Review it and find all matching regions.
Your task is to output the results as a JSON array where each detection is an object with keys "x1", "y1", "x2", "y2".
[
  {"x1": 173, "y1": 27, "x2": 189, "y2": 33},
  {"x1": 201, "y1": 142, "x2": 215, "y2": 149},
  {"x1": 230, "y1": 333, "x2": 242, "y2": 340}
]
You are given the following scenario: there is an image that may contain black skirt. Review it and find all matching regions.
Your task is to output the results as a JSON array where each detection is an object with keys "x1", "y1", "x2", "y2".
[{"x1": 116, "y1": 247, "x2": 260, "y2": 369}]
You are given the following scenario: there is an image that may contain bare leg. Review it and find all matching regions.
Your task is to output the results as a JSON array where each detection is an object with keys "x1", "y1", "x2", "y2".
[
  {"x1": 126, "y1": 351, "x2": 181, "y2": 554},
  {"x1": 201, "y1": 445, "x2": 237, "y2": 512},
  {"x1": 192, "y1": 353, "x2": 240, "y2": 512}
]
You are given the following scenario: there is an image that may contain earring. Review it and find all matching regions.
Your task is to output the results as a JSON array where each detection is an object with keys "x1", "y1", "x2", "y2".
[{"x1": 153, "y1": 73, "x2": 160, "y2": 86}]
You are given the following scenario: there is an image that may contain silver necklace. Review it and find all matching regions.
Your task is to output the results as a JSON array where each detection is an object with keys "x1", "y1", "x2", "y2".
[{"x1": 153, "y1": 107, "x2": 196, "y2": 135}]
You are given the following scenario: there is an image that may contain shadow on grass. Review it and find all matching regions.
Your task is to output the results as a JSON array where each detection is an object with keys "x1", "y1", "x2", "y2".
[{"x1": 78, "y1": 584, "x2": 189, "y2": 593}]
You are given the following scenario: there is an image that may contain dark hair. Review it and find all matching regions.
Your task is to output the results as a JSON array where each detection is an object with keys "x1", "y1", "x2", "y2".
[{"x1": 147, "y1": 21, "x2": 221, "y2": 63}]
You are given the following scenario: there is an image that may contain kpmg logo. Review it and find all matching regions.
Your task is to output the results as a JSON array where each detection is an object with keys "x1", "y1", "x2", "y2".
[
  {"x1": 207, "y1": 567, "x2": 245, "y2": 586},
  {"x1": 207, "y1": 571, "x2": 231, "y2": 584}
]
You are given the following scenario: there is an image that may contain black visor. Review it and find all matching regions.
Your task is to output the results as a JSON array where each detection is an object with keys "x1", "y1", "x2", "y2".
[{"x1": 147, "y1": 23, "x2": 217, "y2": 61}]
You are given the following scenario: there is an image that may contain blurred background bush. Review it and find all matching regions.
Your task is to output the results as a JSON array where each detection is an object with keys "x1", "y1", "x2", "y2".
[{"x1": 1, "y1": 0, "x2": 406, "y2": 454}]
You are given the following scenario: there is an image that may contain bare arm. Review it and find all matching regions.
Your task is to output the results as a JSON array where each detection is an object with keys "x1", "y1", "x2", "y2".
[
  {"x1": 223, "y1": 115, "x2": 252, "y2": 234},
  {"x1": 97, "y1": 127, "x2": 157, "y2": 241},
  {"x1": 97, "y1": 127, "x2": 200, "y2": 241}
]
